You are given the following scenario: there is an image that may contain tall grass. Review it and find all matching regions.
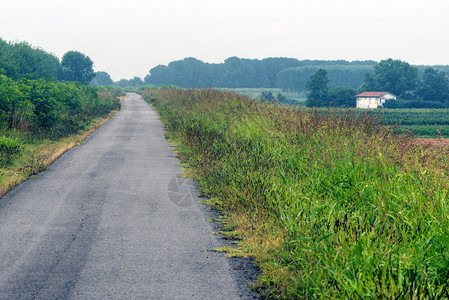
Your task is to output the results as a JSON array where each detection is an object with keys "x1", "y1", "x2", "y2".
[{"x1": 144, "y1": 89, "x2": 449, "y2": 298}]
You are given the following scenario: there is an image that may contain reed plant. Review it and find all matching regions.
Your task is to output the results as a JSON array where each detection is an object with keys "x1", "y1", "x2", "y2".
[{"x1": 144, "y1": 89, "x2": 449, "y2": 298}]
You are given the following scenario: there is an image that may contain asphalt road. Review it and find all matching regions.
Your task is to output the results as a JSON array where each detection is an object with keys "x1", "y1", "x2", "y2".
[{"x1": 0, "y1": 93, "x2": 257, "y2": 299}]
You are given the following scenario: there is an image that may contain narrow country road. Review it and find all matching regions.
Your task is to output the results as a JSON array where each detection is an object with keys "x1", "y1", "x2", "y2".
[{"x1": 0, "y1": 93, "x2": 257, "y2": 299}]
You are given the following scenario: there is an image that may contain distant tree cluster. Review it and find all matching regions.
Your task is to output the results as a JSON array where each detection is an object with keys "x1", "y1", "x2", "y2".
[
  {"x1": 363, "y1": 59, "x2": 449, "y2": 108},
  {"x1": 305, "y1": 69, "x2": 357, "y2": 107},
  {"x1": 277, "y1": 62, "x2": 376, "y2": 92},
  {"x1": 89, "y1": 71, "x2": 114, "y2": 86},
  {"x1": 139, "y1": 57, "x2": 378, "y2": 97},
  {"x1": 260, "y1": 91, "x2": 288, "y2": 103},
  {"x1": 115, "y1": 76, "x2": 144, "y2": 88},
  {"x1": 362, "y1": 59, "x2": 418, "y2": 98},
  {"x1": 89, "y1": 73, "x2": 146, "y2": 89},
  {"x1": 144, "y1": 57, "x2": 307, "y2": 88}
]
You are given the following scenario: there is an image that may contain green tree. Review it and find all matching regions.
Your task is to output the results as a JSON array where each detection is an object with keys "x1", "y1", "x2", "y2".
[
  {"x1": 306, "y1": 69, "x2": 329, "y2": 107},
  {"x1": 129, "y1": 76, "x2": 144, "y2": 87},
  {"x1": 362, "y1": 58, "x2": 418, "y2": 98},
  {"x1": 416, "y1": 67, "x2": 449, "y2": 102},
  {"x1": 0, "y1": 39, "x2": 60, "y2": 80},
  {"x1": 90, "y1": 71, "x2": 113, "y2": 86},
  {"x1": 115, "y1": 77, "x2": 144, "y2": 88},
  {"x1": 59, "y1": 51, "x2": 95, "y2": 84},
  {"x1": 276, "y1": 93, "x2": 287, "y2": 103},
  {"x1": 260, "y1": 91, "x2": 274, "y2": 101},
  {"x1": 328, "y1": 86, "x2": 357, "y2": 107},
  {"x1": 0, "y1": 74, "x2": 26, "y2": 129}
]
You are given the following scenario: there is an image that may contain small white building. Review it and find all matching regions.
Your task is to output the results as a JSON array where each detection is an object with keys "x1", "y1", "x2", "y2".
[{"x1": 356, "y1": 92, "x2": 397, "y2": 109}]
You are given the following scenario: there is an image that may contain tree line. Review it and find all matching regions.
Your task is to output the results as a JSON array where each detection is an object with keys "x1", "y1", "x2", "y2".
[
  {"x1": 276, "y1": 64, "x2": 376, "y2": 92},
  {"x1": 142, "y1": 57, "x2": 378, "y2": 89},
  {"x1": 93, "y1": 57, "x2": 378, "y2": 90}
]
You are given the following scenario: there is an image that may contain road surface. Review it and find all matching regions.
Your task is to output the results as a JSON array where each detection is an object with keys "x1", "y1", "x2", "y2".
[{"x1": 0, "y1": 93, "x2": 257, "y2": 299}]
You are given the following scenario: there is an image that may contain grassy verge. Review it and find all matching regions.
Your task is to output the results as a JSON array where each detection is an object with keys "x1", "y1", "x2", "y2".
[
  {"x1": 143, "y1": 89, "x2": 449, "y2": 298},
  {"x1": 0, "y1": 94, "x2": 125, "y2": 198}
]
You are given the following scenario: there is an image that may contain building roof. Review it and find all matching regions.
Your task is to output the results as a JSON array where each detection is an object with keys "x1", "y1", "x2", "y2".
[{"x1": 356, "y1": 92, "x2": 390, "y2": 97}]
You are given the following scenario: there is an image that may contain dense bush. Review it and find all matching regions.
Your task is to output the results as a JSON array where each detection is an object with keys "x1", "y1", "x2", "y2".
[
  {"x1": 0, "y1": 74, "x2": 121, "y2": 138},
  {"x1": 0, "y1": 136, "x2": 21, "y2": 167}
]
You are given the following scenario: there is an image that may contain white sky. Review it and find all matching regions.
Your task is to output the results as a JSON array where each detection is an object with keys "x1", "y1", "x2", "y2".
[{"x1": 2, "y1": 0, "x2": 449, "y2": 81}]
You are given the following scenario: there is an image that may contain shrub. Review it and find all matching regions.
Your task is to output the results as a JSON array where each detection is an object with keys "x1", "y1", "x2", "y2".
[
  {"x1": 0, "y1": 75, "x2": 121, "y2": 138},
  {"x1": 0, "y1": 136, "x2": 21, "y2": 167}
]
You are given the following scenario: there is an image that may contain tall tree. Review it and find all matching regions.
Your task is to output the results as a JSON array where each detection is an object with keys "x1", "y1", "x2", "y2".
[
  {"x1": 116, "y1": 76, "x2": 144, "y2": 88},
  {"x1": 416, "y1": 67, "x2": 449, "y2": 102},
  {"x1": 59, "y1": 51, "x2": 95, "y2": 84},
  {"x1": 328, "y1": 86, "x2": 357, "y2": 107},
  {"x1": 306, "y1": 69, "x2": 329, "y2": 107},
  {"x1": 90, "y1": 71, "x2": 113, "y2": 86},
  {"x1": 362, "y1": 58, "x2": 418, "y2": 98}
]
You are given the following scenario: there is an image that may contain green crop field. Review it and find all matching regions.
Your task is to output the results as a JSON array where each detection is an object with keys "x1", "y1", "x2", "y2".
[
  {"x1": 296, "y1": 107, "x2": 449, "y2": 138},
  {"x1": 218, "y1": 87, "x2": 306, "y2": 104},
  {"x1": 353, "y1": 109, "x2": 449, "y2": 138},
  {"x1": 143, "y1": 89, "x2": 449, "y2": 298}
]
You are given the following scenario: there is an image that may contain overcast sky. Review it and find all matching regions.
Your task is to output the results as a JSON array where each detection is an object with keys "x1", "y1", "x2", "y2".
[{"x1": 2, "y1": 0, "x2": 449, "y2": 81}]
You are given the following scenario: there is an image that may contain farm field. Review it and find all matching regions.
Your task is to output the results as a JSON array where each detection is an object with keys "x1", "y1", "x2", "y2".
[
  {"x1": 347, "y1": 108, "x2": 449, "y2": 138},
  {"x1": 218, "y1": 87, "x2": 306, "y2": 104},
  {"x1": 143, "y1": 89, "x2": 449, "y2": 298},
  {"x1": 298, "y1": 108, "x2": 449, "y2": 138},
  {"x1": 372, "y1": 109, "x2": 449, "y2": 138},
  {"x1": 322, "y1": 108, "x2": 449, "y2": 138}
]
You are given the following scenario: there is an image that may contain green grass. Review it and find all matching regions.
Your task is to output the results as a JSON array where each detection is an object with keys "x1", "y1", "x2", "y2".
[{"x1": 144, "y1": 89, "x2": 449, "y2": 298}]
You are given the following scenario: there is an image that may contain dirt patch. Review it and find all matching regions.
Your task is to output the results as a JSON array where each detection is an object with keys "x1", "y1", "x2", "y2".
[{"x1": 415, "y1": 138, "x2": 449, "y2": 148}]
